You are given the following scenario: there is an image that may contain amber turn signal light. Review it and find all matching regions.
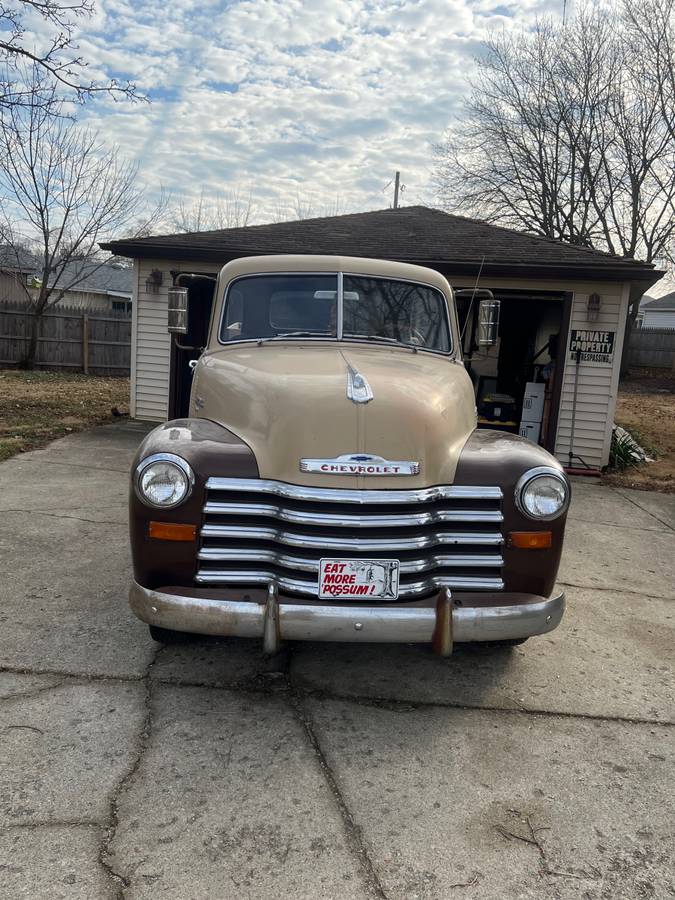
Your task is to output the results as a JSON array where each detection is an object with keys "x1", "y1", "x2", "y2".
[
  {"x1": 148, "y1": 521, "x2": 196, "y2": 542},
  {"x1": 509, "y1": 531, "x2": 552, "y2": 549}
]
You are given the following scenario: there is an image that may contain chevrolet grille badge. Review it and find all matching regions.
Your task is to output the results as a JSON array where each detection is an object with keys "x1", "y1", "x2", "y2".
[{"x1": 300, "y1": 454, "x2": 420, "y2": 476}]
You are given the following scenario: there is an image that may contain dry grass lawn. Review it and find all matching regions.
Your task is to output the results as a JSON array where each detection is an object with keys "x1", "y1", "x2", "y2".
[
  {"x1": 603, "y1": 367, "x2": 675, "y2": 494},
  {"x1": 0, "y1": 369, "x2": 130, "y2": 462}
]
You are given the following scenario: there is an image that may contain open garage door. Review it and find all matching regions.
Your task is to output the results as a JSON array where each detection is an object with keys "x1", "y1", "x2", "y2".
[{"x1": 456, "y1": 288, "x2": 572, "y2": 454}]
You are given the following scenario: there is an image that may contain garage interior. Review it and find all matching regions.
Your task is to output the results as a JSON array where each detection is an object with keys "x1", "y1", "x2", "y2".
[{"x1": 455, "y1": 288, "x2": 570, "y2": 454}]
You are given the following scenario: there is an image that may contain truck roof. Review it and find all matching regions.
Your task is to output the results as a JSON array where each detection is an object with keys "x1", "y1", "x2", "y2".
[{"x1": 217, "y1": 254, "x2": 452, "y2": 296}]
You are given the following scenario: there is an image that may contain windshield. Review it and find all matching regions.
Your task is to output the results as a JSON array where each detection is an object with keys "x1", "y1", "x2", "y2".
[
  {"x1": 219, "y1": 272, "x2": 451, "y2": 353},
  {"x1": 343, "y1": 276, "x2": 450, "y2": 353},
  {"x1": 221, "y1": 274, "x2": 338, "y2": 342}
]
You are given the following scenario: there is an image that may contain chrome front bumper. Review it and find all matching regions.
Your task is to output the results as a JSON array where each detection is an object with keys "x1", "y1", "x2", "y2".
[{"x1": 129, "y1": 581, "x2": 565, "y2": 655}]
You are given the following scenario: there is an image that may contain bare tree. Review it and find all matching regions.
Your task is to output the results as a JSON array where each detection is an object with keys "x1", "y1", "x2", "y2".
[
  {"x1": 170, "y1": 188, "x2": 349, "y2": 232},
  {"x1": 270, "y1": 192, "x2": 348, "y2": 223},
  {"x1": 0, "y1": 74, "x2": 161, "y2": 367},
  {"x1": 624, "y1": 0, "x2": 675, "y2": 142},
  {"x1": 433, "y1": 6, "x2": 675, "y2": 269},
  {"x1": 0, "y1": 0, "x2": 143, "y2": 109},
  {"x1": 171, "y1": 185, "x2": 257, "y2": 232}
]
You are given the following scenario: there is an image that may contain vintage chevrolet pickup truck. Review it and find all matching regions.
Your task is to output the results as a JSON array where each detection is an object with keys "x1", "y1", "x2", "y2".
[{"x1": 129, "y1": 254, "x2": 570, "y2": 655}]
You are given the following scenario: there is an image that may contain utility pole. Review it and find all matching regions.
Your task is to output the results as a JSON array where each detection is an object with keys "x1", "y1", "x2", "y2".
[{"x1": 393, "y1": 171, "x2": 400, "y2": 209}]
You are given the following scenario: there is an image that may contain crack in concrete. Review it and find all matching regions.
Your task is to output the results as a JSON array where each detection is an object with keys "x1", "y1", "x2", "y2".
[
  {"x1": 97, "y1": 645, "x2": 162, "y2": 898},
  {"x1": 0, "y1": 665, "x2": 144, "y2": 684},
  {"x1": 293, "y1": 685, "x2": 675, "y2": 728},
  {"x1": 1, "y1": 663, "x2": 673, "y2": 728},
  {"x1": 0, "y1": 509, "x2": 126, "y2": 527},
  {"x1": 613, "y1": 488, "x2": 675, "y2": 533},
  {"x1": 11, "y1": 458, "x2": 128, "y2": 474},
  {"x1": 0, "y1": 503, "x2": 127, "y2": 513},
  {"x1": 557, "y1": 580, "x2": 675, "y2": 602},
  {"x1": 0, "y1": 820, "x2": 103, "y2": 830},
  {"x1": 286, "y1": 679, "x2": 390, "y2": 900},
  {"x1": 0, "y1": 680, "x2": 65, "y2": 705},
  {"x1": 566, "y1": 516, "x2": 664, "y2": 533}
]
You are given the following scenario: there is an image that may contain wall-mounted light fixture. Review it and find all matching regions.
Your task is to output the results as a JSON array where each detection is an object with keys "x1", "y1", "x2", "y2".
[
  {"x1": 145, "y1": 269, "x2": 163, "y2": 294},
  {"x1": 587, "y1": 292, "x2": 601, "y2": 322}
]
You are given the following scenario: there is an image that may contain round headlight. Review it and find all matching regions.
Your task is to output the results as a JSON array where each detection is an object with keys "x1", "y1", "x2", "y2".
[
  {"x1": 516, "y1": 468, "x2": 569, "y2": 521},
  {"x1": 135, "y1": 454, "x2": 194, "y2": 508}
]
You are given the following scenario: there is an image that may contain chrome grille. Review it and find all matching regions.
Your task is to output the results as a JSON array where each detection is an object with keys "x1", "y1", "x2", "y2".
[{"x1": 197, "y1": 477, "x2": 504, "y2": 598}]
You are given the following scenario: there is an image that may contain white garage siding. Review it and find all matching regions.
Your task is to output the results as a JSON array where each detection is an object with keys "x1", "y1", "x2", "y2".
[
  {"x1": 131, "y1": 259, "x2": 170, "y2": 421},
  {"x1": 554, "y1": 285, "x2": 628, "y2": 470},
  {"x1": 643, "y1": 309, "x2": 675, "y2": 329}
]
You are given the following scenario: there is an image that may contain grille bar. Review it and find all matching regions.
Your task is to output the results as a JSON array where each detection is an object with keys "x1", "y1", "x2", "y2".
[
  {"x1": 201, "y1": 524, "x2": 504, "y2": 552},
  {"x1": 198, "y1": 547, "x2": 504, "y2": 573},
  {"x1": 203, "y1": 501, "x2": 503, "y2": 527},
  {"x1": 205, "y1": 477, "x2": 502, "y2": 505},
  {"x1": 195, "y1": 570, "x2": 505, "y2": 597}
]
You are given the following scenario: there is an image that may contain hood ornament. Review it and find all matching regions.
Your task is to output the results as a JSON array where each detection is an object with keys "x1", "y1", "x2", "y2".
[
  {"x1": 300, "y1": 454, "x2": 420, "y2": 476},
  {"x1": 346, "y1": 365, "x2": 373, "y2": 404}
]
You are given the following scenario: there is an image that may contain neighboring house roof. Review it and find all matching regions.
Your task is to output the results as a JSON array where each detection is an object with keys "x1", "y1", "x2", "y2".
[
  {"x1": 100, "y1": 205, "x2": 663, "y2": 284},
  {"x1": 0, "y1": 245, "x2": 39, "y2": 272},
  {"x1": 0, "y1": 247, "x2": 132, "y2": 297},
  {"x1": 50, "y1": 260, "x2": 132, "y2": 297},
  {"x1": 641, "y1": 291, "x2": 675, "y2": 312}
]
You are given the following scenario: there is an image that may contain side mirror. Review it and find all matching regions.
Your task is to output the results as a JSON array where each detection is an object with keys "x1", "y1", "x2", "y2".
[
  {"x1": 167, "y1": 286, "x2": 189, "y2": 334},
  {"x1": 477, "y1": 297, "x2": 500, "y2": 346}
]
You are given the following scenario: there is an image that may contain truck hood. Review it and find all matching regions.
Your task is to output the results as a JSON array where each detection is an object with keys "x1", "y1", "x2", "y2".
[{"x1": 193, "y1": 342, "x2": 477, "y2": 488}]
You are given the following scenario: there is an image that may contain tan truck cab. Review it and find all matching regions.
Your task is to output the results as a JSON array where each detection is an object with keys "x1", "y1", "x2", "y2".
[{"x1": 129, "y1": 255, "x2": 569, "y2": 655}]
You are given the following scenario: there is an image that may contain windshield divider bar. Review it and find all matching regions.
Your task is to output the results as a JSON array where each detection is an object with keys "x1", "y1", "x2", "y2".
[{"x1": 337, "y1": 271, "x2": 344, "y2": 340}]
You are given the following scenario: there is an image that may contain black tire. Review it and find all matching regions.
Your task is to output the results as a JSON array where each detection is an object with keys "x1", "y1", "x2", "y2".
[{"x1": 148, "y1": 624, "x2": 194, "y2": 645}]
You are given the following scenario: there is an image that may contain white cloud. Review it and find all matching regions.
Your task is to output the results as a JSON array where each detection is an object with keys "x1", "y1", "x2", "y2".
[{"x1": 65, "y1": 0, "x2": 559, "y2": 223}]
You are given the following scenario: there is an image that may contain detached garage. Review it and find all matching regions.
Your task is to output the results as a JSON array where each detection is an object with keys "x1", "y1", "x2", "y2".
[{"x1": 102, "y1": 206, "x2": 663, "y2": 471}]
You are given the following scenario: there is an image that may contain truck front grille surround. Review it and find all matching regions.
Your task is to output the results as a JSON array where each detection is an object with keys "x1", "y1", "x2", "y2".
[{"x1": 196, "y1": 477, "x2": 504, "y2": 598}]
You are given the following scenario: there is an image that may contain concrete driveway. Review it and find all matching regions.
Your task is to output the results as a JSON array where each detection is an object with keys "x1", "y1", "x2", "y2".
[{"x1": 0, "y1": 422, "x2": 673, "y2": 900}]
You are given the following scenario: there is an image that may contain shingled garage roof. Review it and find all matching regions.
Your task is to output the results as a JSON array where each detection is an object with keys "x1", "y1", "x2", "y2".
[{"x1": 101, "y1": 206, "x2": 662, "y2": 283}]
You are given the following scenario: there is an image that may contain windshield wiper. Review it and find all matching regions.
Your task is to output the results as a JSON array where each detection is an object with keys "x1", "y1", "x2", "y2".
[
  {"x1": 344, "y1": 333, "x2": 407, "y2": 347},
  {"x1": 259, "y1": 330, "x2": 332, "y2": 343}
]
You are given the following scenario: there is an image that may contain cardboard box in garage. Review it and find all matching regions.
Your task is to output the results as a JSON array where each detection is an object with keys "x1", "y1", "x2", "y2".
[
  {"x1": 521, "y1": 382, "x2": 545, "y2": 423},
  {"x1": 519, "y1": 420, "x2": 541, "y2": 443}
]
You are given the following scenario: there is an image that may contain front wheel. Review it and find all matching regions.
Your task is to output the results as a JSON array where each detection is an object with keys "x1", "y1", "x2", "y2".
[{"x1": 149, "y1": 624, "x2": 194, "y2": 645}]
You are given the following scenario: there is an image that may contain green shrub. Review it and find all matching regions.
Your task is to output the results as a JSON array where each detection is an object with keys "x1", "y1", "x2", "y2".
[{"x1": 609, "y1": 429, "x2": 640, "y2": 471}]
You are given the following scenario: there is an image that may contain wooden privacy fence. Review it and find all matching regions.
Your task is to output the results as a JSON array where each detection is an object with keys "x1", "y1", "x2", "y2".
[
  {"x1": 0, "y1": 302, "x2": 131, "y2": 375},
  {"x1": 627, "y1": 327, "x2": 675, "y2": 369}
]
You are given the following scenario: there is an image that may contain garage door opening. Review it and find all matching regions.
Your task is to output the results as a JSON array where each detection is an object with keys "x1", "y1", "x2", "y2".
[{"x1": 456, "y1": 289, "x2": 572, "y2": 453}]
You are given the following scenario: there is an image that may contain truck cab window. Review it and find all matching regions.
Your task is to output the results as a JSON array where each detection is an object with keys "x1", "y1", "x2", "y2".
[
  {"x1": 343, "y1": 276, "x2": 451, "y2": 353},
  {"x1": 221, "y1": 274, "x2": 338, "y2": 342}
]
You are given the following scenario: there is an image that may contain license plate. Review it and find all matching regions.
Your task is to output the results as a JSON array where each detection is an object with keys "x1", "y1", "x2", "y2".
[{"x1": 319, "y1": 558, "x2": 400, "y2": 600}]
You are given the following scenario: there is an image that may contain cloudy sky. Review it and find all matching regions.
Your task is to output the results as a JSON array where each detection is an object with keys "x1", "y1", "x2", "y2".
[{"x1": 54, "y1": 0, "x2": 564, "y2": 225}]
